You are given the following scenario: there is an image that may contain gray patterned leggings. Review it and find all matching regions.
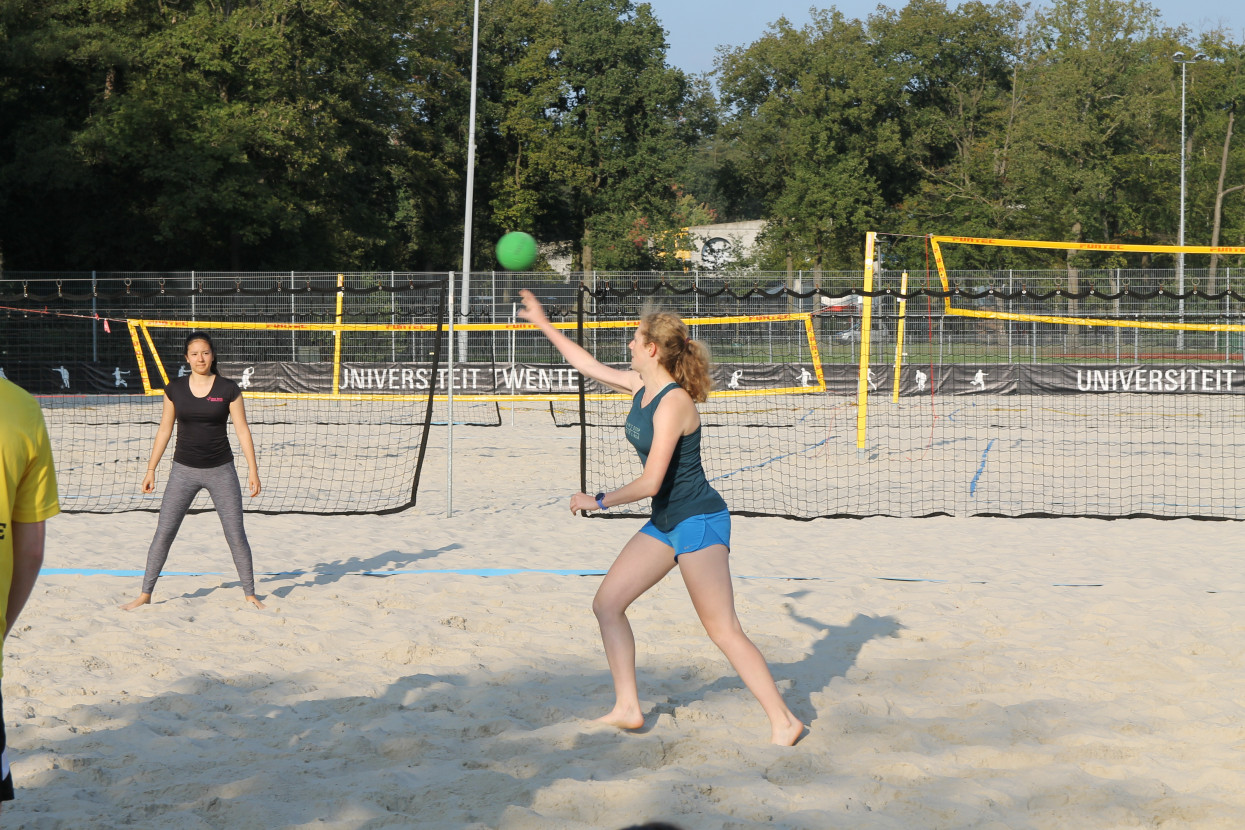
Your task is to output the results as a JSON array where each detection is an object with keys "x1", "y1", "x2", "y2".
[{"x1": 142, "y1": 460, "x2": 256, "y2": 596}]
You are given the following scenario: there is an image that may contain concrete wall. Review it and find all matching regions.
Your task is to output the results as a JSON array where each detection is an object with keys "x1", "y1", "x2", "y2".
[{"x1": 681, "y1": 220, "x2": 767, "y2": 268}]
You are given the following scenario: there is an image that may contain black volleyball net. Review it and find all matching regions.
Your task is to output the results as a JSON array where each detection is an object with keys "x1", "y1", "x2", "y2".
[
  {"x1": 8, "y1": 248, "x2": 1245, "y2": 520},
  {"x1": 1, "y1": 273, "x2": 464, "y2": 514},
  {"x1": 572, "y1": 249, "x2": 1245, "y2": 520},
  {"x1": 561, "y1": 279, "x2": 845, "y2": 521},
  {"x1": 847, "y1": 232, "x2": 1245, "y2": 518}
]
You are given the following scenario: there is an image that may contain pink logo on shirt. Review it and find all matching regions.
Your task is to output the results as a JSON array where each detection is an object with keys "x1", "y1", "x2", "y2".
[{"x1": 208, "y1": 397, "x2": 224, "y2": 402}]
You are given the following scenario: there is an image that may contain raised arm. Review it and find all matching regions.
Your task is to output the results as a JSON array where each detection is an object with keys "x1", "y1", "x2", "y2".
[{"x1": 518, "y1": 290, "x2": 639, "y2": 394}]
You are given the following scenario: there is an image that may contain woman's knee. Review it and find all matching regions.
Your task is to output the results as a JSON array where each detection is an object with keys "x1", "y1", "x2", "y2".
[
  {"x1": 701, "y1": 616, "x2": 747, "y2": 649},
  {"x1": 592, "y1": 590, "x2": 628, "y2": 621}
]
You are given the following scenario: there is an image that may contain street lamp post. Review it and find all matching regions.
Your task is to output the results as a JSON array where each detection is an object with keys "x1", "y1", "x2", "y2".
[
  {"x1": 446, "y1": 0, "x2": 482, "y2": 516},
  {"x1": 1173, "y1": 50, "x2": 1206, "y2": 349}
]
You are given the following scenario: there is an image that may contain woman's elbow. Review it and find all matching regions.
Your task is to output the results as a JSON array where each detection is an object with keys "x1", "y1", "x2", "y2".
[{"x1": 636, "y1": 478, "x2": 662, "y2": 499}]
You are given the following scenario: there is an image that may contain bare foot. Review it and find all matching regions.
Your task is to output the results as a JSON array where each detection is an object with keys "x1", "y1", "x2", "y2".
[
  {"x1": 244, "y1": 595, "x2": 266, "y2": 610},
  {"x1": 593, "y1": 706, "x2": 644, "y2": 730},
  {"x1": 771, "y1": 717, "x2": 807, "y2": 747},
  {"x1": 120, "y1": 593, "x2": 152, "y2": 611}
]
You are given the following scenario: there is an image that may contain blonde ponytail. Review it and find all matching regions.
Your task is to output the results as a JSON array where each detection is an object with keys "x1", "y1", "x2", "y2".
[{"x1": 641, "y1": 312, "x2": 712, "y2": 402}]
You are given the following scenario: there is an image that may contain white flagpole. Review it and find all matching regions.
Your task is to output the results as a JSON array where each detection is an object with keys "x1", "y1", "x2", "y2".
[{"x1": 451, "y1": 0, "x2": 482, "y2": 517}]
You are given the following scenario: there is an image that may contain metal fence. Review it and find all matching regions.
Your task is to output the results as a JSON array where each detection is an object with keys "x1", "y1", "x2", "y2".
[{"x1": 3, "y1": 268, "x2": 1241, "y2": 375}]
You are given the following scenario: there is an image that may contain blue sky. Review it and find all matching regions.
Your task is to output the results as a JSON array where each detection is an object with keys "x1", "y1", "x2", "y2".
[{"x1": 643, "y1": 0, "x2": 1245, "y2": 77}]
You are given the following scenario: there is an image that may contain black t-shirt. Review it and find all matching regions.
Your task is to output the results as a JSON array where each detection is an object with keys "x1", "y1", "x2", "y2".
[{"x1": 164, "y1": 375, "x2": 242, "y2": 468}]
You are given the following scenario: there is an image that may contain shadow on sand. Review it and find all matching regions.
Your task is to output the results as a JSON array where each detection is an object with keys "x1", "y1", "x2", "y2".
[{"x1": 15, "y1": 593, "x2": 904, "y2": 828}]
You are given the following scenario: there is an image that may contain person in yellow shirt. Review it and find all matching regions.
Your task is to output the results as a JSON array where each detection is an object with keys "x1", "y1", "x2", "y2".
[{"x1": 0, "y1": 378, "x2": 60, "y2": 810}]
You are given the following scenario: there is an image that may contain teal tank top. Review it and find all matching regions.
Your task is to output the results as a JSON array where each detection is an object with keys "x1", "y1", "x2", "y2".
[{"x1": 625, "y1": 383, "x2": 728, "y2": 532}]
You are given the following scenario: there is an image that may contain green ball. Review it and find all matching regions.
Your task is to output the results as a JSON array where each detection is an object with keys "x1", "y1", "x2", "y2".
[{"x1": 495, "y1": 231, "x2": 538, "y2": 271}]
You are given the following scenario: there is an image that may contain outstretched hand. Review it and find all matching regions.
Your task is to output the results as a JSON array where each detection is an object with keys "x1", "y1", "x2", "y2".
[{"x1": 517, "y1": 289, "x2": 548, "y2": 327}]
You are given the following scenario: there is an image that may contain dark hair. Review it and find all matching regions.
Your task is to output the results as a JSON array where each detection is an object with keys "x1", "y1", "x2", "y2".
[{"x1": 183, "y1": 331, "x2": 221, "y2": 376}]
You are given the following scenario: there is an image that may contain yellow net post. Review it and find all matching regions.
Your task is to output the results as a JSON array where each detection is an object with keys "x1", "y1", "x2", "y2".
[
  {"x1": 856, "y1": 232, "x2": 876, "y2": 452},
  {"x1": 892, "y1": 270, "x2": 908, "y2": 403},
  {"x1": 128, "y1": 322, "x2": 154, "y2": 393},
  {"x1": 331, "y1": 273, "x2": 344, "y2": 395},
  {"x1": 804, "y1": 314, "x2": 827, "y2": 389}
]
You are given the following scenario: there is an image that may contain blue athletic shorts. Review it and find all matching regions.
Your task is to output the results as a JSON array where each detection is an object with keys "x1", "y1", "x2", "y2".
[{"x1": 639, "y1": 509, "x2": 731, "y2": 560}]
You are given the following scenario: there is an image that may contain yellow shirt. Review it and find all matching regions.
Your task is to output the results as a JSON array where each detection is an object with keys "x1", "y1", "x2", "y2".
[{"x1": 1, "y1": 379, "x2": 60, "y2": 673}]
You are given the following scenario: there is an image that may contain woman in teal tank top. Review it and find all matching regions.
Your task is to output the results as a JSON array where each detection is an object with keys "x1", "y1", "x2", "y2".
[{"x1": 519, "y1": 290, "x2": 805, "y2": 746}]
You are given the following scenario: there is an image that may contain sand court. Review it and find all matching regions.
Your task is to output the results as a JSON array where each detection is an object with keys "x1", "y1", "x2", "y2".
[{"x1": 4, "y1": 408, "x2": 1245, "y2": 828}]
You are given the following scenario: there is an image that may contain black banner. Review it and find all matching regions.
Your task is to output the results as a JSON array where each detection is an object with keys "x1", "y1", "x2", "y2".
[
  {"x1": 247, "y1": 362, "x2": 823, "y2": 395},
  {"x1": 1, "y1": 360, "x2": 142, "y2": 394},
  {"x1": 1024, "y1": 364, "x2": 1245, "y2": 395},
  {"x1": 8, "y1": 359, "x2": 1245, "y2": 397},
  {"x1": 833, "y1": 363, "x2": 1245, "y2": 396}
]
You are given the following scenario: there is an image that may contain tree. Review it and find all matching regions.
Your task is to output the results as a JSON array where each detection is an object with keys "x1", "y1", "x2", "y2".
[
  {"x1": 717, "y1": 11, "x2": 905, "y2": 272},
  {"x1": 0, "y1": 0, "x2": 147, "y2": 268},
  {"x1": 875, "y1": 0, "x2": 1030, "y2": 263},
  {"x1": 1009, "y1": 0, "x2": 1176, "y2": 258},
  {"x1": 0, "y1": 0, "x2": 461, "y2": 270},
  {"x1": 546, "y1": 0, "x2": 696, "y2": 271},
  {"x1": 1193, "y1": 40, "x2": 1245, "y2": 285}
]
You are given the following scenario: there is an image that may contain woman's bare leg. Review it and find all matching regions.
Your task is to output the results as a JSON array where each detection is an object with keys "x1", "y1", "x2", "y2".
[
  {"x1": 678, "y1": 545, "x2": 805, "y2": 745},
  {"x1": 591, "y1": 531, "x2": 677, "y2": 728}
]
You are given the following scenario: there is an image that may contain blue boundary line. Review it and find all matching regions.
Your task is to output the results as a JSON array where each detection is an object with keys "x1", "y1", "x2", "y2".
[
  {"x1": 40, "y1": 568, "x2": 1110, "y2": 586},
  {"x1": 44, "y1": 567, "x2": 835, "y2": 581},
  {"x1": 44, "y1": 567, "x2": 612, "y2": 578},
  {"x1": 969, "y1": 438, "x2": 996, "y2": 497},
  {"x1": 710, "y1": 436, "x2": 832, "y2": 484}
]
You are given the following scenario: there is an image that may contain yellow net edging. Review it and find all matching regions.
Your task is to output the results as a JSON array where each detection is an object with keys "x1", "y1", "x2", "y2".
[
  {"x1": 127, "y1": 312, "x2": 826, "y2": 403},
  {"x1": 930, "y1": 235, "x2": 1245, "y2": 332}
]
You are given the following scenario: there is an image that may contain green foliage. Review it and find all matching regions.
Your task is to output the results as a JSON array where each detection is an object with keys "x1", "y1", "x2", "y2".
[
  {"x1": 547, "y1": 0, "x2": 697, "y2": 270},
  {"x1": 0, "y1": 0, "x2": 1243, "y2": 275},
  {"x1": 702, "y1": 0, "x2": 1244, "y2": 275},
  {"x1": 0, "y1": 0, "x2": 462, "y2": 269}
]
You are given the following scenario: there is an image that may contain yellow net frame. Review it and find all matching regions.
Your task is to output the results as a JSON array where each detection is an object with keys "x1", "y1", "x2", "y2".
[
  {"x1": 127, "y1": 314, "x2": 826, "y2": 403},
  {"x1": 855, "y1": 232, "x2": 1245, "y2": 450},
  {"x1": 929, "y1": 235, "x2": 1245, "y2": 332}
]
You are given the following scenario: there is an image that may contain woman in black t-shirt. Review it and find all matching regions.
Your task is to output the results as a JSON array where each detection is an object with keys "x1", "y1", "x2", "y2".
[{"x1": 120, "y1": 332, "x2": 264, "y2": 610}]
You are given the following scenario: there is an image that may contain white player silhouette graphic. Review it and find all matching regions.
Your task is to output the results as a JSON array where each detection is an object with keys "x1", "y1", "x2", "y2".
[
  {"x1": 970, "y1": 369, "x2": 987, "y2": 391},
  {"x1": 0, "y1": 367, "x2": 6, "y2": 380},
  {"x1": 915, "y1": 369, "x2": 928, "y2": 391},
  {"x1": 178, "y1": 364, "x2": 190, "y2": 377},
  {"x1": 798, "y1": 368, "x2": 813, "y2": 387},
  {"x1": 727, "y1": 369, "x2": 744, "y2": 390},
  {"x1": 52, "y1": 366, "x2": 70, "y2": 388},
  {"x1": 239, "y1": 366, "x2": 256, "y2": 389},
  {"x1": 113, "y1": 368, "x2": 131, "y2": 388},
  {"x1": 866, "y1": 368, "x2": 878, "y2": 391}
]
